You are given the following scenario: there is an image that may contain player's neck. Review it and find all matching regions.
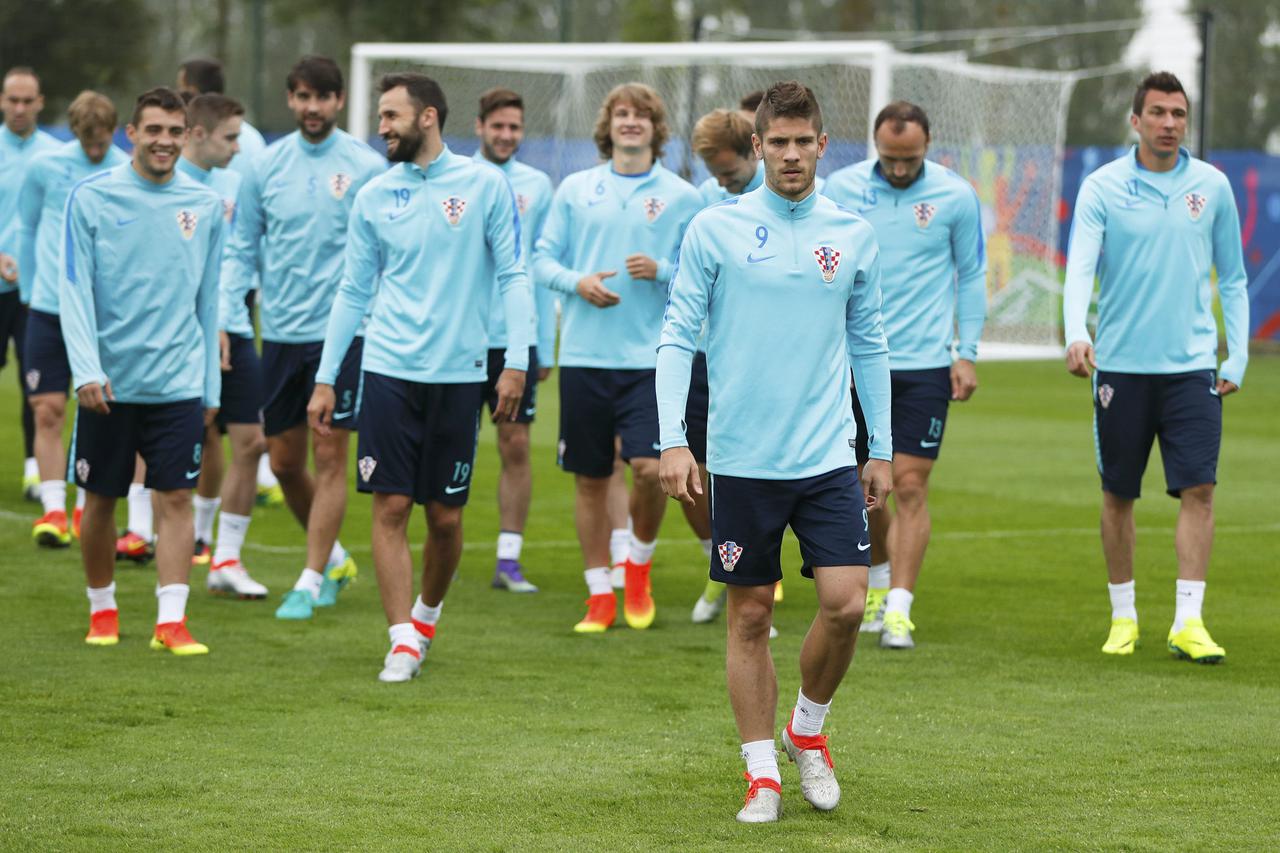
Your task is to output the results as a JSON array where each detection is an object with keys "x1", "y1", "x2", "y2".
[
  {"x1": 131, "y1": 159, "x2": 174, "y2": 186},
  {"x1": 1136, "y1": 143, "x2": 1180, "y2": 174},
  {"x1": 4, "y1": 122, "x2": 34, "y2": 140},
  {"x1": 413, "y1": 134, "x2": 445, "y2": 170},
  {"x1": 611, "y1": 150, "x2": 653, "y2": 176},
  {"x1": 181, "y1": 147, "x2": 215, "y2": 174}
]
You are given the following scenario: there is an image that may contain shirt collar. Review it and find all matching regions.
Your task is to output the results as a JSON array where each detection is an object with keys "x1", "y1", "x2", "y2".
[
  {"x1": 296, "y1": 129, "x2": 339, "y2": 156},
  {"x1": 759, "y1": 180, "x2": 819, "y2": 217},
  {"x1": 405, "y1": 144, "x2": 452, "y2": 178},
  {"x1": 472, "y1": 148, "x2": 515, "y2": 174},
  {"x1": 176, "y1": 156, "x2": 212, "y2": 185},
  {"x1": 1127, "y1": 144, "x2": 1189, "y2": 179}
]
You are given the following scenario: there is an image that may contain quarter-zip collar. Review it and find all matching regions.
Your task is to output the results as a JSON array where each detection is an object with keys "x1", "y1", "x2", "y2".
[
  {"x1": 760, "y1": 180, "x2": 818, "y2": 218},
  {"x1": 296, "y1": 129, "x2": 339, "y2": 157},
  {"x1": 406, "y1": 144, "x2": 452, "y2": 180}
]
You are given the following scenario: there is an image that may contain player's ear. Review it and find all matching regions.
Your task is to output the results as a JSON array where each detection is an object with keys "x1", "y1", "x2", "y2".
[
  {"x1": 475, "y1": 116, "x2": 483, "y2": 138},
  {"x1": 751, "y1": 133, "x2": 762, "y2": 160},
  {"x1": 817, "y1": 132, "x2": 828, "y2": 159}
]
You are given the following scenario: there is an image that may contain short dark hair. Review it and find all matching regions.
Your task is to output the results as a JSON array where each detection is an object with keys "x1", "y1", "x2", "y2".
[
  {"x1": 180, "y1": 58, "x2": 225, "y2": 94},
  {"x1": 131, "y1": 86, "x2": 186, "y2": 127},
  {"x1": 1132, "y1": 71, "x2": 1188, "y2": 116},
  {"x1": 739, "y1": 90, "x2": 764, "y2": 113},
  {"x1": 287, "y1": 56, "x2": 344, "y2": 95},
  {"x1": 478, "y1": 87, "x2": 522, "y2": 122},
  {"x1": 754, "y1": 81, "x2": 822, "y2": 137},
  {"x1": 379, "y1": 72, "x2": 448, "y2": 130},
  {"x1": 874, "y1": 100, "x2": 930, "y2": 139},
  {"x1": 187, "y1": 93, "x2": 244, "y2": 131}
]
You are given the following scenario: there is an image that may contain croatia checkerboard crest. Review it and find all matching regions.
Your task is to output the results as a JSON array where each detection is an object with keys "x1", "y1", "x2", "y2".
[
  {"x1": 358, "y1": 456, "x2": 377, "y2": 482},
  {"x1": 1098, "y1": 384, "x2": 1114, "y2": 409},
  {"x1": 222, "y1": 199, "x2": 236, "y2": 223},
  {"x1": 176, "y1": 210, "x2": 198, "y2": 240},
  {"x1": 913, "y1": 202, "x2": 937, "y2": 228},
  {"x1": 812, "y1": 246, "x2": 841, "y2": 283},
  {"x1": 329, "y1": 173, "x2": 353, "y2": 200},
  {"x1": 516, "y1": 193, "x2": 529, "y2": 215},
  {"x1": 24, "y1": 370, "x2": 39, "y2": 392},
  {"x1": 1184, "y1": 192, "x2": 1206, "y2": 221},
  {"x1": 643, "y1": 197, "x2": 665, "y2": 222},
  {"x1": 442, "y1": 196, "x2": 467, "y2": 225},
  {"x1": 718, "y1": 540, "x2": 743, "y2": 573},
  {"x1": 75, "y1": 458, "x2": 90, "y2": 482}
]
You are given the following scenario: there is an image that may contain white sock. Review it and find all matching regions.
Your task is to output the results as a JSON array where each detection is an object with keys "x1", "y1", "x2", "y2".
[
  {"x1": 293, "y1": 568, "x2": 324, "y2": 597},
  {"x1": 700, "y1": 538, "x2": 713, "y2": 559},
  {"x1": 24, "y1": 457, "x2": 38, "y2": 479},
  {"x1": 584, "y1": 566, "x2": 612, "y2": 596},
  {"x1": 127, "y1": 483, "x2": 153, "y2": 542},
  {"x1": 155, "y1": 583, "x2": 190, "y2": 624},
  {"x1": 86, "y1": 582, "x2": 117, "y2": 613},
  {"x1": 628, "y1": 534, "x2": 657, "y2": 565},
  {"x1": 609, "y1": 528, "x2": 630, "y2": 567},
  {"x1": 193, "y1": 495, "x2": 220, "y2": 542},
  {"x1": 388, "y1": 622, "x2": 422, "y2": 658},
  {"x1": 412, "y1": 596, "x2": 442, "y2": 628},
  {"x1": 328, "y1": 540, "x2": 346, "y2": 567},
  {"x1": 257, "y1": 453, "x2": 278, "y2": 488},
  {"x1": 885, "y1": 587, "x2": 914, "y2": 619},
  {"x1": 75, "y1": 488, "x2": 86, "y2": 509},
  {"x1": 1108, "y1": 580, "x2": 1137, "y2": 622},
  {"x1": 38, "y1": 480, "x2": 66, "y2": 514},
  {"x1": 868, "y1": 561, "x2": 890, "y2": 589},
  {"x1": 741, "y1": 739, "x2": 781, "y2": 784},
  {"x1": 791, "y1": 689, "x2": 831, "y2": 736},
  {"x1": 213, "y1": 512, "x2": 251, "y2": 564},
  {"x1": 1173, "y1": 579, "x2": 1205, "y2": 632},
  {"x1": 497, "y1": 531, "x2": 523, "y2": 561}
]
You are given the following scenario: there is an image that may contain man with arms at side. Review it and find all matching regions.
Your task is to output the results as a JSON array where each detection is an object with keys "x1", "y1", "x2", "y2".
[
  {"x1": 472, "y1": 87, "x2": 555, "y2": 594},
  {"x1": 222, "y1": 56, "x2": 386, "y2": 621},
  {"x1": 533, "y1": 82, "x2": 703, "y2": 633},
  {"x1": 177, "y1": 57, "x2": 267, "y2": 174},
  {"x1": 20, "y1": 91, "x2": 127, "y2": 547},
  {"x1": 1063, "y1": 72, "x2": 1248, "y2": 664},
  {"x1": 308, "y1": 73, "x2": 532, "y2": 682},
  {"x1": 825, "y1": 101, "x2": 986, "y2": 649},
  {"x1": 659, "y1": 82, "x2": 892, "y2": 822},
  {"x1": 61, "y1": 87, "x2": 224, "y2": 654}
]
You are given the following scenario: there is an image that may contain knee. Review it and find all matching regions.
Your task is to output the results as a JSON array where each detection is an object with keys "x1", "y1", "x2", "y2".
[
  {"x1": 269, "y1": 445, "x2": 305, "y2": 479},
  {"x1": 821, "y1": 596, "x2": 866, "y2": 634},
  {"x1": 311, "y1": 440, "x2": 347, "y2": 474},
  {"x1": 242, "y1": 434, "x2": 268, "y2": 460},
  {"x1": 32, "y1": 397, "x2": 63, "y2": 430},
  {"x1": 374, "y1": 495, "x2": 413, "y2": 528},
  {"x1": 426, "y1": 504, "x2": 463, "y2": 539},
  {"x1": 498, "y1": 427, "x2": 530, "y2": 465},
  {"x1": 729, "y1": 594, "x2": 775, "y2": 642},
  {"x1": 630, "y1": 457, "x2": 660, "y2": 487},
  {"x1": 894, "y1": 473, "x2": 929, "y2": 511},
  {"x1": 154, "y1": 489, "x2": 192, "y2": 519},
  {"x1": 1181, "y1": 484, "x2": 1214, "y2": 512},
  {"x1": 576, "y1": 475, "x2": 610, "y2": 500}
]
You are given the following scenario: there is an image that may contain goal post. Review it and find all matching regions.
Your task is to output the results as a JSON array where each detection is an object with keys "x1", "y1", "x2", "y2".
[{"x1": 349, "y1": 41, "x2": 1076, "y2": 355}]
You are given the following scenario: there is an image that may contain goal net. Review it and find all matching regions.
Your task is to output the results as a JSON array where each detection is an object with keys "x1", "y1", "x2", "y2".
[{"x1": 351, "y1": 42, "x2": 1076, "y2": 356}]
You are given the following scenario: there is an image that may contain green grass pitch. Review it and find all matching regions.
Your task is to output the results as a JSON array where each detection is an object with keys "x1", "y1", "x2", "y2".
[{"x1": 0, "y1": 358, "x2": 1277, "y2": 851}]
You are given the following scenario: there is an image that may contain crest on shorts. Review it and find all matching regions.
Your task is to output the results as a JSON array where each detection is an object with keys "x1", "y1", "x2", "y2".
[
  {"x1": 718, "y1": 540, "x2": 744, "y2": 573},
  {"x1": 222, "y1": 199, "x2": 236, "y2": 223},
  {"x1": 329, "y1": 173, "x2": 353, "y2": 200},
  {"x1": 176, "y1": 209, "x2": 198, "y2": 239},
  {"x1": 643, "y1": 197, "x2": 665, "y2": 222},
  {"x1": 358, "y1": 456, "x2": 377, "y2": 482},
  {"x1": 913, "y1": 202, "x2": 937, "y2": 228},
  {"x1": 24, "y1": 370, "x2": 39, "y2": 391},
  {"x1": 1098, "y1": 383, "x2": 1114, "y2": 409},
  {"x1": 75, "y1": 458, "x2": 90, "y2": 482},
  {"x1": 441, "y1": 196, "x2": 467, "y2": 225},
  {"x1": 515, "y1": 193, "x2": 530, "y2": 215},
  {"x1": 812, "y1": 246, "x2": 841, "y2": 283},
  {"x1": 1184, "y1": 192, "x2": 1207, "y2": 221}
]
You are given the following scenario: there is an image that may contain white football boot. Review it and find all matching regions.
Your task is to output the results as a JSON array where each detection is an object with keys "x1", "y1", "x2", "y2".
[
  {"x1": 736, "y1": 775, "x2": 782, "y2": 823},
  {"x1": 782, "y1": 723, "x2": 840, "y2": 811},
  {"x1": 206, "y1": 560, "x2": 269, "y2": 599},
  {"x1": 378, "y1": 647, "x2": 422, "y2": 683}
]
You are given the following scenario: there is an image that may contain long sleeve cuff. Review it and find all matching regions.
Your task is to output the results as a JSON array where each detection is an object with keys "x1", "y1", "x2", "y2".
[
  {"x1": 851, "y1": 350, "x2": 892, "y2": 461},
  {"x1": 656, "y1": 344, "x2": 695, "y2": 450}
]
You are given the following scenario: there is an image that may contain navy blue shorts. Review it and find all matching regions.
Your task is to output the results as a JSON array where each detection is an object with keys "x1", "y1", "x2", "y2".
[
  {"x1": 71, "y1": 399, "x2": 205, "y2": 497},
  {"x1": 709, "y1": 466, "x2": 870, "y2": 585},
  {"x1": 558, "y1": 367, "x2": 659, "y2": 478},
  {"x1": 355, "y1": 372, "x2": 484, "y2": 506},
  {"x1": 261, "y1": 337, "x2": 362, "y2": 436},
  {"x1": 216, "y1": 333, "x2": 264, "y2": 428},
  {"x1": 0, "y1": 290, "x2": 26, "y2": 372},
  {"x1": 853, "y1": 366, "x2": 950, "y2": 464},
  {"x1": 685, "y1": 351, "x2": 709, "y2": 465},
  {"x1": 485, "y1": 347, "x2": 538, "y2": 423},
  {"x1": 1093, "y1": 370, "x2": 1222, "y2": 499},
  {"x1": 22, "y1": 308, "x2": 71, "y2": 396}
]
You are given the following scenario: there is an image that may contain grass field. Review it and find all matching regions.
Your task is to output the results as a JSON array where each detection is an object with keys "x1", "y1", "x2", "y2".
[{"x1": 0, "y1": 357, "x2": 1277, "y2": 851}]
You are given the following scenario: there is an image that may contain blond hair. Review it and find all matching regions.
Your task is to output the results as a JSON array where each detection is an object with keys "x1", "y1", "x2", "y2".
[
  {"x1": 67, "y1": 90, "x2": 117, "y2": 135},
  {"x1": 691, "y1": 109, "x2": 754, "y2": 161}
]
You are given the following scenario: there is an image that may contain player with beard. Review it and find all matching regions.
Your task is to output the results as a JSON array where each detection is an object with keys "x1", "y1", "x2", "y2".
[
  {"x1": 20, "y1": 91, "x2": 127, "y2": 547},
  {"x1": 308, "y1": 72, "x2": 532, "y2": 681},
  {"x1": 221, "y1": 56, "x2": 386, "y2": 621},
  {"x1": 61, "y1": 87, "x2": 224, "y2": 654}
]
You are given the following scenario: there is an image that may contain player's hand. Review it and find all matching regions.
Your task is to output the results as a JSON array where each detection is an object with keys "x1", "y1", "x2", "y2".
[
  {"x1": 77, "y1": 380, "x2": 114, "y2": 415},
  {"x1": 576, "y1": 271, "x2": 620, "y2": 307},
  {"x1": 492, "y1": 368, "x2": 527, "y2": 423},
  {"x1": 625, "y1": 254, "x2": 659, "y2": 281},
  {"x1": 537, "y1": 366, "x2": 552, "y2": 382},
  {"x1": 1065, "y1": 341, "x2": 1096, "y2": 378},
  {"x1": 0, "y1": 253, "x2": 16, "y2": 284},
  {"x1": 862, "y1": 458, "x2": 893, "y2": 511},
  {"x1": 204, "y1": 407, "x2": 219, "y2": 427},
  {"x1": 307, "y1": 383, "x2": 336, "y2": 437},
  {"x1": 659, "y1": 446, "x2": 702, "y2": 506},
  {"x1": 951, "y1": 358, "x2": 978, "y2": 401},
  {"x1": 219, "y1": 331, "x2": 232, "y2": 371},
  {"x1": 1216, "y1": 378, "x2": 1239, "y2": 397}
]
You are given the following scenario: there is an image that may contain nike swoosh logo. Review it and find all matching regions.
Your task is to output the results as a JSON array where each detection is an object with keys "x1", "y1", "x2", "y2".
[
  {"x1": 186, "y1": 469, "x2": 201, "y2": 480},
  {"x1": 587, "y1": 198, "x2": 607, "y2": 207},
  {"x1": 116, "y1": 216, "x2": 138, "y2": 226},
  {"x1": 652, "y1": 442, "x2": 662, "y2": 451},
  {"x1": 746, "y1": 254, "x2": 777, "y2": 264},
  {"x1": 333, "y1": 410, "x2": 353, "y2": 420},
  {"x1": 388, "y1": 209, "x2": 412, "y2": 221},
  {"x1": 857, "y1": 542, "x2": 871, "y2": 551},
  {"x1": 443, "y1": 485, "x2": 468, "y2": 495},
  {"x1": 919, "y1": 440, "x2": 939, "y2": 448},
  {"x1": 1209, "y1": 388, "x2": 1219, "y2": 396},
  {"x1": 524, "y1": 407, "x2": 536, "y2": 417}
]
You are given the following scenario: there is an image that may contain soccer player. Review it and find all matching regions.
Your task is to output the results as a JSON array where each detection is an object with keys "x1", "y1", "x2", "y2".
[
  {"x1": 472, "y1": 87, "x2": 555, "y2": 593},
  {"x1": 738, "y1": 90, "x2": 764, "y2": 123},
  {"x1": 657, "y1": 82, "x2": 893, "y2": 823},
  {"x1": 221, "y1": 56, "x2": 386, "y2": 621},
  {"x1": 308, "y1": 72, "x2": 532, "y2": 682},
  {"x1": 61, "y1": 87, "x2": 224, "y2": 654},
  {"x1": 19, "y1": 91, "x2": 127, "y2": 546},
  {"x1": 1063, "y1": 72, "x2": 1248, "y2": 664},
  {"x1": 532, "y1": 82, "x2": 703, "y2": 633},
  {"x1": 0, "y1": 66, "x2": 59, "y2": 501},
  {"x1": 176, "y1": 93, "x2": 270, "y2": 599},
  {"x1": 177, "y1": 57, "x2": 267, "y2": 173},
  {"x1": 825, "y1": 101, "x2": 987, "y2": 650}
]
